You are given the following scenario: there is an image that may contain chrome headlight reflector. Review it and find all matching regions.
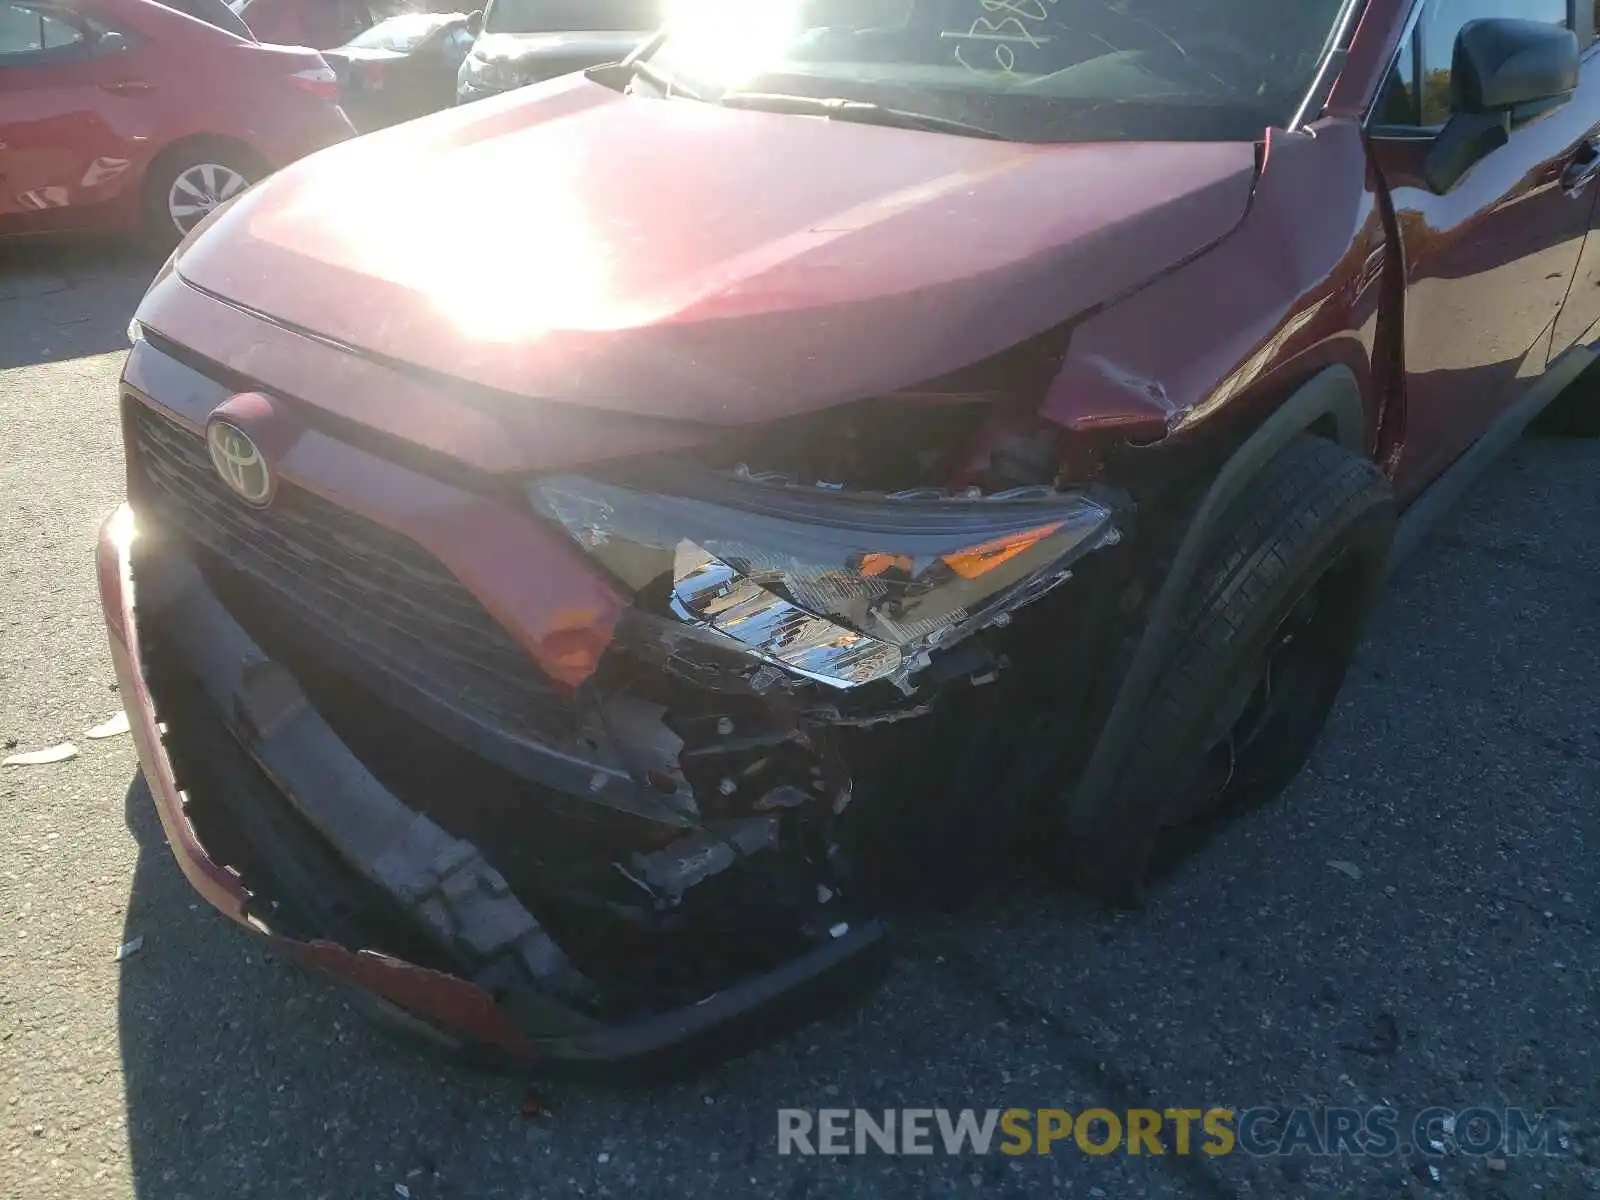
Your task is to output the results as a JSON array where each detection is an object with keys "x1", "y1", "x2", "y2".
[{"x1": 530, "y1": 470, "x2": 1121, "y2": 690}]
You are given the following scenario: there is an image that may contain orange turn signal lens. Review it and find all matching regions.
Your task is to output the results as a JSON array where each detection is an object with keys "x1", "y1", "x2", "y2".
[
  {"x1": 940, "y1": 522, "x2": 1064, "y2": 580},
  {"x1": 857, "y1": 552, "x2": 914, "y2": 578}
]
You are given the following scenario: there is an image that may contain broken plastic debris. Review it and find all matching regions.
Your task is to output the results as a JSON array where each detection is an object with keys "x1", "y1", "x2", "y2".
[
  {"x1": 115, "y1": 935, "x2": 144, "y2": 961},
  {"x1": 753, "y1": 785, "x2": 810, "y2": 811},
  {"x1": 630, "y1": 817, "x2": 778, "y2": 900},
  {"x1": 1326, "y1": 860, "x2": 1362, "y2": 881},
  {"x1": 394, "y1": 1186, "x2": 411, "y2": 1199},
  {"x1": 86, "y1": 711, "x2": 130, "y2": 739},
  {"x1": 3, "y1": 742, "x2": 78, "y2": 766}
]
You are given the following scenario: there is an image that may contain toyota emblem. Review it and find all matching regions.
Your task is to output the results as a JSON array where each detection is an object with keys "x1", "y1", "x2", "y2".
[{"x1": 206, "y1": 419, "x2": 274, "y2": 506}]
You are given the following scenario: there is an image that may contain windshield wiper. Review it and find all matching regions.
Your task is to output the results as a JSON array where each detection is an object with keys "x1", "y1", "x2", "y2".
[
  {"x1": 629, "y1": 57, "x2": 710, "y2": 102},
  {"x1": 717, "y1": 92, "x2": 1009, "y2": 141}
]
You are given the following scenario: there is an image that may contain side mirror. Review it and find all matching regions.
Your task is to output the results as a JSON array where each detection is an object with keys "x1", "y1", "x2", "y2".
[
  {"x1": 1426, "y1": 18, "x2": 1580, "y2": 195},
  {"x1": 465, "y1": 8, "x2": 482, "y2": 35}
]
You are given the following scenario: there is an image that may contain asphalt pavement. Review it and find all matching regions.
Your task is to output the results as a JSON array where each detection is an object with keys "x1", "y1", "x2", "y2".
[{"x1": 1, "y1": 238, "x2": 1597, "y2": 1200}]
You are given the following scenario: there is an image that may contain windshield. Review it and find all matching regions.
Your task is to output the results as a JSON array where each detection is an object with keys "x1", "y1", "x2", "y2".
[
  {"x1": 483, "y1": 0, "x2": 658, "y2": 34},
  {"x1": 347, "y1": 10, "x2": 460, "y2": 48},
  {"x1": 647, "y1": 0, "x2": 1350, "y2": 142}
]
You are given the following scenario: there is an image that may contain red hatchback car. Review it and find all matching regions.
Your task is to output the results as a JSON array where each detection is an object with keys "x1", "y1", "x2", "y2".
[
  {"x1": 104, "y1": 0, "x2": 1600, "y2": 1077},
  {"x1": 0, "y1": 0, "x2": 353, "y2": 242}
]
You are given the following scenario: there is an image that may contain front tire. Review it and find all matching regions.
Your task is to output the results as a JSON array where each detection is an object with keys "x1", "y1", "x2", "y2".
[
  {"x1": 1057, "y1": 435, "x2": 1395, "y2": 906},
  {"x1": 142, "y1": 148, "x2": 257, "y2": 248}
]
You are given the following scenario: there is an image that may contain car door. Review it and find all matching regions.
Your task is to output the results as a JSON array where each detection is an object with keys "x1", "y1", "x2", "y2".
[
  {"x1": 1551, "y1": 4, "x2": 1600, "y2": 356},
  {"x1": 0, "y1": 0, "x2": 150, "y2": 234},
  {"x1": 1366, "y1": 0, "x2": 1600, "y2": 500},
  {"x1": 419, "y1": 23, "x2": 472, "y2": 114},
  {"x1": 436, "y1": 24, "x2": 471, "y2": 93}
]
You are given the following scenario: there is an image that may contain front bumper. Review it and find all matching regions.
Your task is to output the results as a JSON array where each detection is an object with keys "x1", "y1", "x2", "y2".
[{"x1": 98, "y1": 504, "x2": 889, "y2": 1079}]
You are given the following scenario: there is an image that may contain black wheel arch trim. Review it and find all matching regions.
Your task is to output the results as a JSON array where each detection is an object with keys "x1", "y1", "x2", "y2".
[{"x1": 1063, "y1": 364, "x2": 1368, "y2": 833}]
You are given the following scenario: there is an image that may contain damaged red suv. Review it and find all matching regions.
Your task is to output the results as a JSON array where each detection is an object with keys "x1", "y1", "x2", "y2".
[{"x1": 101, "y1": 0, "x2": 1600, "y2": 1076}]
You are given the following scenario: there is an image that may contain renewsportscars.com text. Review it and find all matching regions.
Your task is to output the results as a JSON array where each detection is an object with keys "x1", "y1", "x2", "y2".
[{"x1": 776, "y1": 1107, "x2": 1569, "y2": 1158}]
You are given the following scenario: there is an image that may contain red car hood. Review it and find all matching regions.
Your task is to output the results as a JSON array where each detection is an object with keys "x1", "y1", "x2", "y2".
[{"x1": 176, "y1": 73, "x2": 1258, "y2": 425}]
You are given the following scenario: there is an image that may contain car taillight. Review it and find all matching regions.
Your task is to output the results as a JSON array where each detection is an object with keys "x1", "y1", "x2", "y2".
[{"x1": 289, "y1": 64, "x2": 339, "y2": 100}]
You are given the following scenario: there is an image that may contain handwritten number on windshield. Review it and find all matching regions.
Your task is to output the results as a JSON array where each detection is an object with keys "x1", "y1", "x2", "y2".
[{"x1": 950, "y1": 0, "x2": 1055, "y2": 75}]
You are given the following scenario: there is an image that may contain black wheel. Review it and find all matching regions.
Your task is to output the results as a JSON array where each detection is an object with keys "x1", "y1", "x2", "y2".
[
  {"x1": 1532, "y1": 373, "x2": 1600, "y2": 437},
  {"x1": 1057, "y1": 435, "x2": 1395, "y2": 906},
  {"x1": 142, "y1": 144, "x2": 259, "y2": 247}
]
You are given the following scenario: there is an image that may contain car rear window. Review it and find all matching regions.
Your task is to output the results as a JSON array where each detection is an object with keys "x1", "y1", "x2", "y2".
[{"x1": 156, "y1": 0, "x2": 257, "y2": 39}]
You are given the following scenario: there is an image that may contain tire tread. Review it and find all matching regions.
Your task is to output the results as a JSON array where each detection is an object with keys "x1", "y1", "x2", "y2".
[{"x1": 1063, "y1": 435, "x2": 1394, "y2": 902}]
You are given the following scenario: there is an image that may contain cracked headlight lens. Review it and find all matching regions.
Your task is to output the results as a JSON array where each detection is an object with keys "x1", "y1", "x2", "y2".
[{"x1": 529, "y1": 469, "x2": 1120, "y2": 690}]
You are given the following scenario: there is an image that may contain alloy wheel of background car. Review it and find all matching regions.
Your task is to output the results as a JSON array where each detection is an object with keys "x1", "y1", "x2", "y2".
[
  {"x1": 142, "y1": 145, "x2": 261, "y2": 248},
  {"x1": 1057, "y1": 436, "x2": 1396, "y2": 907},
  {"x1": 166, "y1": 163, "x2": 250, "y2": 237}
]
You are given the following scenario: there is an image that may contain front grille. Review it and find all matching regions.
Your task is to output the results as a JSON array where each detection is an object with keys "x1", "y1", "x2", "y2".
[{"x1": 130, "y1": 401, "x2": 573, "y2": 739}]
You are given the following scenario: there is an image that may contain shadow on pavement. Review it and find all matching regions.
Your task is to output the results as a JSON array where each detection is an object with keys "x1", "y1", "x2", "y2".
[
  {"x1": 113, "y1": 769, "x2": 1231, "y2": 1199},
  {"x1": 0, "y1": 237, "x2": 163, "y2": 370}
]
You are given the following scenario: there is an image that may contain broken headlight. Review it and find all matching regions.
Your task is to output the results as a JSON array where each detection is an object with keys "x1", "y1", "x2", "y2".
[{"x1": 529, "y1": 468, "x2": 1120, "y2": 691}]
